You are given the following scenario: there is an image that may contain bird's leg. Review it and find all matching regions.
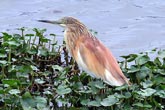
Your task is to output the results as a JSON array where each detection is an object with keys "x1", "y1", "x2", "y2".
[
  {"x1": 62, "y1": 44, "x2": 69, "y2": 66},
  {"x1": 70, "y1": 58, "x2": 80, "y2": 75}
]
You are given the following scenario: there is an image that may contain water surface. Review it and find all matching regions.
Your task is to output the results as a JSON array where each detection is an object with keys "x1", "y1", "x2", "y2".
[{"x1": 0, "y1": 0, "x2": 165, "y2": 59}]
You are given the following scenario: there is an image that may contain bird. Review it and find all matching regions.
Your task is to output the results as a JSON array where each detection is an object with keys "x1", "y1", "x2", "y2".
[{"x1": 38, "y1": 17, "x2": 130, "y2": 86}]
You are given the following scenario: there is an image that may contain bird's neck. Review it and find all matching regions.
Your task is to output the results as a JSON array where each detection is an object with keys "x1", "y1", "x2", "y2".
[{"x1": 66, "y1": 24, "x2": 89, "y2": 37}]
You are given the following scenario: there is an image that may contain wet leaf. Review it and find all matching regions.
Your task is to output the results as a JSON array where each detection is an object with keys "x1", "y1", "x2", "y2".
[
  {"x1": 35, "y1": 96, "x2": 47, "y2": 110},
  {"x1": 2, "y1": 79, "x2": 20, "y2": 87},
  {"x1": 43, "y1": 91, "x2": 52, "y2": 95},
  {"x1": 153, "y1": 76, "x2": 165, "y2": 85},
  {"x1": 35, "y1": 79, "x2": 45, "y2": 84},
  {"x1": 25, "y1": 34, "x2": 34, "y2": 36},
  {"x1": 81, "y1": 99, "x2": 90, "y2": 106},
  {"x1": 0, "y1": 53, "x2": 6, "y2": 58},
  {"x1": 73, "y1": 82, "x2": 83, "y2": 90},
  {"x1": 40, "y1": 38, "x2": 50, "y2": 43},
  {"x1": 88, "y1": 80, "x2": 105, "y2": 89},
  {"x1": 21, "y1": 92, "x2": 36, "y2": 110},
  {"x1": 133, "y1": 102, "x2": 152, "y2": 108},
  {"x1": 2, "y1": 32, "x2": 12, "y2": 41},
  {"x1": 158, "y1": 49, "x2": 165, "y2": 58},
  {"x1": 16, "y1": 65, "x2": 32, "y2": 74},
  {"x1": 135, "y1": 55, "x2": 150, "y2": 65},
  {"x1": 137, "y1": 88, "x2": 156, "y2": 97},
  {"x1": 0, "y1": 60, "x2": 7, "y2": 65},
  {"x1": 137, "y1": 66, "x2": 151, "y2": 79},
  {"x1": 7, "y1": 40, "x2": 20, "y2": 46},
  {"x1": 56, "y1": 85, "x2": 71, "y2": 95},
  {"x1": 121, "y1": 54, "x2": 138, "y2": 62},
  {"x1": 38, "y1": 48, "x2": 48, "y2": 56},
  {"x1": 155, "y1": 90, "x2": 165, "y2": 98},
  {"x1": 88, "y1": 100, "x2": 101, "y2": 107},
  {"x1": 0, "y1": 28, "x2": 165, "y2": 109},
  {"x1": 127, "y1": 65, "x2": 140, "y2": 73},
  {"x1": 140, "y1": 80, "x2": 153, "y2": 88},
  {"x1": 115, "y1": 84, "x2": 129, "y2": 91},
  {"x1": 52, "y1": 65, "x2": 63, "y2": 72},
  {"x1": 154, "y1": 57, "x2": 162, "y2": 66},
  {"x1": 157, "y1": 69, "x2": 165, "y2": 75},
  {"x1": 101, "y1": 95, "x2": 119, "y2": 106},
  {"x1": 8, "y1": 89, "x2": 20, "y2": 95},
  {"x1": 30, "y1": 65, "x2": 38, "y2": 71},
  {"x1": 133, "y1": 102, "x2": 143, "y2": 107},
  {"x1": 21, "y1": 92, "x2": 47, "y2": 110}
]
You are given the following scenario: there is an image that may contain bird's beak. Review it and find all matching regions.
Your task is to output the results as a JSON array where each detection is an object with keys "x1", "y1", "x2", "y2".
[
  {"x1": 38, "y1": 19, "x2": 66, "y2": 27},
  {"x1": 38, "y1": 20, "x2": 61, "y2": 25}
]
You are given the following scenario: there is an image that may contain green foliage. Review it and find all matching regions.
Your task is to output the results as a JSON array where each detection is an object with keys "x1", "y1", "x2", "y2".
[{"x1": 0, "y1": 28, "x2": 164, "y2": 110}]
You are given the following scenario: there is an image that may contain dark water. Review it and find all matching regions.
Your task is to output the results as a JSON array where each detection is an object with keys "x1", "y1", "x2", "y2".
[{"x1": 0, "y1": 0, "x2": 165, "y2": 59}]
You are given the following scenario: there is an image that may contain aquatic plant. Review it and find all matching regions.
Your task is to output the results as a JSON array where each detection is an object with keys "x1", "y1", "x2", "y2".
[{"x1": 0, "y1": 28, "x2": 164, "y2": 110}]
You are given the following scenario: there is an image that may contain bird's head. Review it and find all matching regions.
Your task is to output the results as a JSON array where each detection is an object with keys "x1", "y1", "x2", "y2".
[{"x1": 38, "y1": 16, "x2": 84, "y2": 28}]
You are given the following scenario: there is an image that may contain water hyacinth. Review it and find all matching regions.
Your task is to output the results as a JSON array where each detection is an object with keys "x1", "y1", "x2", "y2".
[{"x1": 0, "y1": 28, "x2": 164, "y2": 110}]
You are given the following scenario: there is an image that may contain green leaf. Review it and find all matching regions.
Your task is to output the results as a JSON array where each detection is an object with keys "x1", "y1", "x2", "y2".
[
  {"x1": 81, "y1": 99, "x2": 90, "y2": 106},
  {"x1": 21, "y1": 92, "x2": 36, "y2": 110},
  {"x1": 38, "y1": 48, "x2": 48, "y2": 56},
  {"x1": 73, "y1": 82, "x2": 83, "y2": 90},
  {"x1": 2, "y1": 32, "x2": 12, "y2": 41},
  {"x1": 56, "y1": 97, "x2": 68, "y2": 105},
  {"x1": 153, "y1": 76, "x2": 165, "y2": 85},
  {"x1": 0, "y1": 88, "x2": 5, "y2": 94},
  {"x1": 27, "y1": 47, "x2": 37, "y2": 54},
  {"x1": 157, "y1": 69, "x2": 165, "y2": 75},
  {"x1": 0, "y1": 53, "x2": 6, "y2": 58},
  {"x1": 136, "y1": 66, "x2": 151, "y2": 79},
  {"x1": 43, "y1": 91, "x2": 52, "y2": 95},
  {"x1": 56, "y1": 85, "x2": 71, "y2": 95},
  {"x1": 8, "y1": 89, "x2": 20, "y2": 95},
  {"x1": 30, "y1": 65, "x2": 38, "y2": 71},
  {"x1": 155, "y1": 90, "x2": 165, "y2": 98},
  {"x1": 127, "y1": 65, "x2": 140, "y2": 73},
  {"x1": 124, "y1": 92, "x2": 132, "y2": 99},
  {"x1": 52, "y1": 65, "x2": 63, "y2": 72},
  {"x1": 0, "y1": 60, "x2": 7, "y2": 65},
  {"x1": 143, "y1": 104, "x2": 152, "y2": 108},
  {"x1": 154, "y1": 57, "x2": 162, "y2": 66},
  {"x1": 101, "y1": 95, "x2": 119, "y2": 106},
  {"x1": 137, "y1": 88, "x2": 156, "y2": 97},
  {"x1": 40, "y1": 38, "x2": 50, "y2": 43},
  {"x1": 16, "y1": 65, "x2": 33, "y2": 73},
  {"x1": 35, "y1": 79, "x2": 45, "y2": 84},
  {"x1": 133, "y1": 102, "x2": 143, "y2": 107},
  {"x1": 114, "y1": 92, "x2": 131, "y2": 99},
  {"x1": 79, "y1": 89, "x2": 92, "y2": 94},
  {"x1": 2, "y1": 79, "x2": 20, "y2": 87},
  {"x1": 25, "y1": 34, "x2": 34, "y2": 36},
  {"x1": 21, "y1": 92, "x2": 47, "y2": 110},
  {"x1": 121, "y1": 54, "x2": 138, "y2": 62},
  {"x1": 115, "y1": 84, "x2": 129, "y2": 91},
  {"x1": 133, "y1": 102, "x2": 152, "y2": 108},
  {"x1": 35, "y1": 96, "x2": 47, "y2": 110},
  {"x1": 88, "y1": 100, "x2": 101, "y2": 107},
  {"x1": 141, "y1": 80, "x2": 153, "y2": 88},
  {"x1": 158, "y1": 49, "x2": 165, "y2": 58},
  {"x1": 135, "y1": 55, "x2": 150, "y2": 65},
  {"x1": 88, "y1": 80, "x2": 105, "y2": 89},
  {"x1": 7, "y1": 40, "x2": 20, "y2": 46}
]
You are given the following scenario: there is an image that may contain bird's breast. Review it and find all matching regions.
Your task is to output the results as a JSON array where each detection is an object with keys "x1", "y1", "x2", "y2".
[
  {"x1": 64, "y1": 30, "x2": 72, "y2": 55},
  {"x1": 76, "y1": 48, "x2": 97, "y2": 77}
]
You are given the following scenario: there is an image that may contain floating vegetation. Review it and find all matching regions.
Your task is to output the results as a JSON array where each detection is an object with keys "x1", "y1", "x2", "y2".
[{"x1": 0, "y1": 28, "x2": 164, "y2": 110}]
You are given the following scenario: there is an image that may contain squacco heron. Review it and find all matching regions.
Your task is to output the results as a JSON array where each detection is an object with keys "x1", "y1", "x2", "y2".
[{"x1": 38, "y1": 17, "x2": 130, "y2": 86}]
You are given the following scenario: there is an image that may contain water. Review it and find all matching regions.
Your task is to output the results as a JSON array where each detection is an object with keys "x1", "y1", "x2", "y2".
[{"x1": 0, "y1": 0, "x2": 165, "y2": 59}]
